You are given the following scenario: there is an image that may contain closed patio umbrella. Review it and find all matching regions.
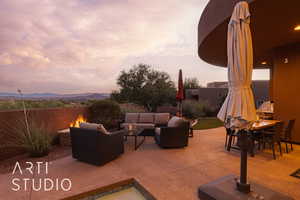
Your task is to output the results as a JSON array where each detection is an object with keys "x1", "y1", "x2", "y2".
[
  {"x1": 218, "y1": 1, "x2": 256, "y2": 193},
  {"x1": 217, "y1": 1, "x2": 257, "y2": 122}
]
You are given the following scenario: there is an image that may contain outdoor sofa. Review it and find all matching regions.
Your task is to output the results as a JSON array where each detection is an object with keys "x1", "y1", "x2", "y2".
[
  {"x1": 154, "y1": 117, "x2": 190, "y2": 148},
  {"x1": 120, "y1": 113, "x2": 170, "y2": 136},
  {"x1": 70, "y1": 126, "x2": 124, "y2": 166}
]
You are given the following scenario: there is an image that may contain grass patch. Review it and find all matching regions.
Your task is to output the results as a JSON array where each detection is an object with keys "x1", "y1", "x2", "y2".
[{"x1": 193, "y1": 118, "x2": 223, "y2": 130}]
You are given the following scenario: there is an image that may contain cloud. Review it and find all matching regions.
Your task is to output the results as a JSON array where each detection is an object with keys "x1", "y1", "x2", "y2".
[{"x1": 0, "y1": 0, "x2": 268, "y2": 93}]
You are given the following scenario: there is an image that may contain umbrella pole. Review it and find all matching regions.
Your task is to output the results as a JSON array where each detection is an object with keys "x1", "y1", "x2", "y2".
[
  {"x1": 177, "y1": 100, "x2": 182, "y2": 117},
  {"x1": 180, "y1": 100, "x2": 183, "y2": 117},
  {"x1": 236, "y1": 130, "x2": 251, "y2": 193}
]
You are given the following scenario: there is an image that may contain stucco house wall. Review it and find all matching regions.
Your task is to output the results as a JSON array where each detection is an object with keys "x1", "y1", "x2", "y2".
[
  {"x1": 272, "y1": 43, "x2": 300, "y2": 143},
  {"x1": 186, "y1": 80, "x2": 269, "y2": 109}
]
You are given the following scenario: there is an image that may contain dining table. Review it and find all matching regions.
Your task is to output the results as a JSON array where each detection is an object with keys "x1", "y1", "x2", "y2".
[
  {"x1": 251, "y1": 119, "x2": 281, "y2": 131},
  {"x1": 227, "y1": 119, "x2": 282, "y2": 156}
]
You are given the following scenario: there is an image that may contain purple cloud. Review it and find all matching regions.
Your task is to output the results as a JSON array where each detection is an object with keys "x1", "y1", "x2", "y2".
[{"x1": 0, "y1": 0, "x2": 269, "y2": 93}]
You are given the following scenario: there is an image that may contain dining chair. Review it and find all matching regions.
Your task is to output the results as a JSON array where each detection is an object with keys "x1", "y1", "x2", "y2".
[
  {"x1": 261, "y1": 121, "x2": 284, "y2": 160},
  {"x1": 225, "y1": 128, "x2": 238, "y2": 151},
  {"x1": 250, "y1": 130, "x2": 264, "y2": 153},
  {"x1": 281, "y1": 119, "x2": 295, "y2": 153},
  {"x1": 225, "y1": 128, "x2": 231, "y2": 148}
]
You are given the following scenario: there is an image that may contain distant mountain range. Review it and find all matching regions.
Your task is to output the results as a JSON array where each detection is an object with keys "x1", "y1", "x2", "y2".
[{"x1": 0, "y1": 92, "x2": 110, "y2": 101}]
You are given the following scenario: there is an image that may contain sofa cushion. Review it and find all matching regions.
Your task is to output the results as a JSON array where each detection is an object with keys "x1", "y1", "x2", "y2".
[
  {"x1": 139, "y1": 113, "x2": 154, "y2": 123},
  {"x1": 167, "y1": 116, "x2": 184, "y2": 127},
  {"x1": 154, "y1": 113, "x2": 170, "y2": 125},
  {"x1": 125, "y1": 113, "x2": 139, "y2": 123},
  {"x1": 155, "y1": 127, "x2": 161, "y2": 136},
  {"x1": 135, "y1": 123, "x2": 155, "y2": 130}
]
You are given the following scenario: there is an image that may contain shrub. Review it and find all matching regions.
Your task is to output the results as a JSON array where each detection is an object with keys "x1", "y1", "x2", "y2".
[
  {"x1": 120, "y1": 103, "x2": 146, "y2": 114},
  {"x1": 0, "y1": 100, "x2": 71, "y2": 110},
  {"x1": 182, "y1": 100, "x2": 205, "y2": 119},
  {"x1": 2, "y1": 117, "x2": 53, "y2": 157},
  {"x1": 88, "y1": 100, "x2": 121, "y2": 129},
  {"x1": 203, "y1": 106, "x2": 218, "y2": 117},
  {"x1": 156, "y1": 105, "x2": 178, "y2": 115},
  {"x1": 202, "y1": 100, "x2": 220, "y2": 117}
]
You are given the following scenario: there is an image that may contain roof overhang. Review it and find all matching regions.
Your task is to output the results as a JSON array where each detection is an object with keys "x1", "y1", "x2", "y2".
[{"x1": 198, "y1": 0, "x2": 300, "y2": 68}]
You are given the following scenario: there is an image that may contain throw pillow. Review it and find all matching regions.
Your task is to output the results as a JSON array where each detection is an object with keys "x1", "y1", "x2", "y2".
[
  {"x1": 79, "y1": 122, "x2": 111, "y2": 134},
  {"x1": 79, "y1": 122, "x2": 100, "y2": 130},
  {"x1": 167, "y1": 116, "x2": 184, "y2": 127}
]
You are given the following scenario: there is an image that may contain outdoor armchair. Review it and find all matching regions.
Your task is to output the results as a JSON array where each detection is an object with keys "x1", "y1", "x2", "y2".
[
  {"x1": 281, "y1": 119, "x2": 296, "y2": 153},
  {"x1": 70, "y1": 127, "x2": 124, "y2": 166},
  {"x1": 154, "y1": 121, "x2": 190, "y2": 148}
]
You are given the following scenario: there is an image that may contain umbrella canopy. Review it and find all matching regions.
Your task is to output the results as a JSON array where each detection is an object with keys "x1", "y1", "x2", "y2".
[
  {"x1": 217, "y1": 1, "x2": 257, "y2": 122},
  {"x1": 176, "y1": 69, "x2": 184, "y2": 101}
]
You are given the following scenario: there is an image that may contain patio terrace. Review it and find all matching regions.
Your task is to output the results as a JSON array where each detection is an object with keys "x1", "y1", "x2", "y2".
[{"x1": 1, "y1": 127, "x2": 299, "y2": 200}]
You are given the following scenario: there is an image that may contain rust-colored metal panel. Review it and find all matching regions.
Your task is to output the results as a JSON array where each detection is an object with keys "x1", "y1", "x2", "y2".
[{"x1": 0, "y1": 107, "x2": 88, "y2": 160}]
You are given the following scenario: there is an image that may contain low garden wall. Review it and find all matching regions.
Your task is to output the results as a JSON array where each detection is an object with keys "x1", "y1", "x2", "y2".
[{"x1": 0, "y1": 107, "x2": 88, "y2": 161}]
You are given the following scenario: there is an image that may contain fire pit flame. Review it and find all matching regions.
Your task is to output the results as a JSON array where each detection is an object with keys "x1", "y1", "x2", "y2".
[{"x1": 70, "y1": 114, "x2": 86, "y2": 127}]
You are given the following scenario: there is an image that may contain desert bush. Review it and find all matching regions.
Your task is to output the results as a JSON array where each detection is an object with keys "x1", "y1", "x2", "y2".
[
  {"x1": 201, "y1": 100, "x2": 220, "y2": 117},
  {"x1": 0, "y1": 100, "x2": 70, "y2": 110},
  {"x1": 203, "y1": 106, "x2": 219, "y2": 117},
  {"x1": 156, "y1": 105, "x2": 178, "y2": 115},
  {"x1": 182, "y1": 100, "x2": 205, "y2": 119},
  {"x1": 2, "y1": 117, "x2": 53, "y2": 157},
  {"x1": 88, "y1": 100, "x2": 121, "y2": 129}
]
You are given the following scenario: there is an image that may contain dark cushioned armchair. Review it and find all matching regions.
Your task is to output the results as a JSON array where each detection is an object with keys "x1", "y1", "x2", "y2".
[
  {"x1": 154, "y1": 121, "x2": 190, "y2": 148},
  {"x1": 70, "y1": 127, "x2": 124, "y2": 166}
]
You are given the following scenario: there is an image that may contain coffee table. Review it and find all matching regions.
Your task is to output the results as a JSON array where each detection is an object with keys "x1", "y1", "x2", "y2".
[{"x1": 123, "y1": 129, "x2": 146, "y2": 150}]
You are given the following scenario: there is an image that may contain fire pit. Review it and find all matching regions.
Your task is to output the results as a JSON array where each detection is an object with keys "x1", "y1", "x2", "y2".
[{"x1": 58, "y1": 114, "x2": 87, "y2": 146}]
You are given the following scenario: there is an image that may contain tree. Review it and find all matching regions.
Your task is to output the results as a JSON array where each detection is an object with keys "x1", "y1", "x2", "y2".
[
  {"x1": 111, "y1": 64, "x2": 177, "y2": 111},
  {"x1": 184, "y1": 77, "x2": 202, "y2": 89}
]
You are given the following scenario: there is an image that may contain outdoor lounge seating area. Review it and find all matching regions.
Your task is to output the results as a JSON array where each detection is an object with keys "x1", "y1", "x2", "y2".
[
  {"x1": 69, "y1": 114, "x2": 191, "y2": 166},
  {"x1": 1, "y1": 127, "x2": 299, "y2": 200}
]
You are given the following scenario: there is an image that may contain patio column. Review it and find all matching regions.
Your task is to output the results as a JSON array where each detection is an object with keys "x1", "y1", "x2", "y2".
[{"x1": 269, "y1": 65, "x2": 274, "y2": 101}]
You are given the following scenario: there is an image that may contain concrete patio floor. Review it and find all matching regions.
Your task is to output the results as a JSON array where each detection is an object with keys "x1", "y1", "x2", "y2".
[{"x1": 1, "y1": 127, "x2": 300, "y2": 200}]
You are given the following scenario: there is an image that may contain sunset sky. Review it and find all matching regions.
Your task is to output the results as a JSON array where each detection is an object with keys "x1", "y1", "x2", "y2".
[{"x1": 0, "y1": 0, "x2": 269, "y2": 94}]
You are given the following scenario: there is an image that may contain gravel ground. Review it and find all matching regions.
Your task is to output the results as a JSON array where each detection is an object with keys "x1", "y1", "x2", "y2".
[{"x1": 0, "y1": 145, "x2": 71, "y2": 174}]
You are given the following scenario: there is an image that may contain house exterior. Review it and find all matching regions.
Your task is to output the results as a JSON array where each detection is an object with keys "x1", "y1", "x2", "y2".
[
  {"x1": 198, "y1": 0, "x2": 300, "y2": 143},
  {"x1": 185, "y1": 87, "x2": 227, "y2": 109},
  {"x1": 185, "y1": 80, "x2": 269, "y2": 109}
]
